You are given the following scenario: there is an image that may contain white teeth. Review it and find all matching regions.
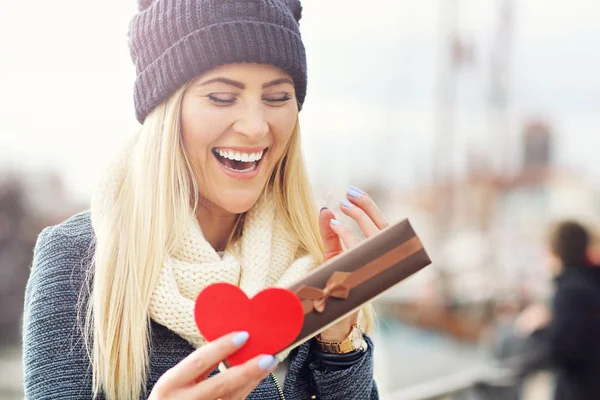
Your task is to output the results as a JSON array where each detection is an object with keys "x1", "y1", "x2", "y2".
[{"x1": 216, "y1": 148, "x2": 265, "y2": 162}]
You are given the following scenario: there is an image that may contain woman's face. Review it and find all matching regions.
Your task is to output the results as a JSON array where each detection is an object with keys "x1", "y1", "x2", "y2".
[{"x1": 181, "y1": 63, "x2": 298, "y2": 214}]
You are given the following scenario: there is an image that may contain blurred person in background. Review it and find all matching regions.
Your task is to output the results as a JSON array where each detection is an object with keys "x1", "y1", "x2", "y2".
[
  {"x1": 514, "y1": 220, "x2": 600, "y2": 400},
  {"x1": 22, "y1": 0, "x2": 385, "y2": 399}
]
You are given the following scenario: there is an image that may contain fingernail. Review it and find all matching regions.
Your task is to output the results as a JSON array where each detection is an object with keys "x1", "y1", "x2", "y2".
[
  {"x1": 347, "y1": 188, "x2": 362, "y2": 198},
  {"x1": 349, "y1": 186, "x2": 363, "y2": 194},
  {"x1": 259, "y1": 355, "x2": 279, "y2": 371},
  {"x1": 330, "y1": 218, "x2": 342, "y2": 226},
  {"x1": 341, "y1": 200, "x2": 353, "y2": 208},
  {"x1": 232, "y1": 331, "x2": 249, "y2": 346},
  {"x1": 320, "y1": 206, "x2": 328, "y2": 212}
]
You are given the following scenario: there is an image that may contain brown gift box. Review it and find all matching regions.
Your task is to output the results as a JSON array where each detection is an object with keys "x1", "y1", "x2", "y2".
[{"x1": 278, "y1": 218, "x2": 431, "y2": 355}]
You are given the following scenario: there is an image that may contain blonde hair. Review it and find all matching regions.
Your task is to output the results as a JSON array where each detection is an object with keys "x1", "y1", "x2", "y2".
[{"x1": 84, "y1": 82, "x2": 374, "y2": 399}]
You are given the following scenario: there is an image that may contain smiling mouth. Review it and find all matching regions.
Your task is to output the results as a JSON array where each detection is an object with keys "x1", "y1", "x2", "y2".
[{"x1": 212, "y1": 147, "x2": 269, "y2": 172}]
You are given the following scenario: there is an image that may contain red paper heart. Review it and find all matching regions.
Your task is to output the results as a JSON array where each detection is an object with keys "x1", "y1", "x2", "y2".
[{"x1": 194, "y1": 283, "x2": 304, "y2": 366}]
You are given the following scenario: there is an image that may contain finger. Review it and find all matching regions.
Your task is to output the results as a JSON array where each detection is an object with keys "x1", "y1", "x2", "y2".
[
  {"x1": 319, "y1": 207, "x2": 343, "y2": 261},
  {"x1": 339, "y1": 199, "x2": 379, "y2": 238},
  {"x1": 191, "y1": 362, "x2": 220, "y2": 384},
  {"x1": 346, "y1": 186, "x2": 389, "y2": 230},
  {"x1": 159, "y1": 331, "x2": 249, "y2": 391},
  {"x1": 329, "y1": 219, "x2": 361, "y2": 249},
  {"x1": 188, "y1": 354, "x2": 278, "y2": 399},
  {"x1": 220, "y1": 355, "x2": 279, "y2": 400}
]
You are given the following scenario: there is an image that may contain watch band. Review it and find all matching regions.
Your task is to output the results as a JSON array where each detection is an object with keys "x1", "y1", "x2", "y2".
[
  {"x1": 315, "y1": 323, "x2": 364, "y2": 354},
  {"x1": 315, "y1": 338, "x2": 354, "y2": 354}
]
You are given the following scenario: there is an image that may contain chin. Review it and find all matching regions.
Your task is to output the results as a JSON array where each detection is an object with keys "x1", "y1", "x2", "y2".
[{"x1": 217, "y1": 189, "x2": 264, "y2": 214}]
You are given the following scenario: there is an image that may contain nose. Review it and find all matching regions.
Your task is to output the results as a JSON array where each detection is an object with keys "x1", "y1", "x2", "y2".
[{"x1": 232, "y1": 101, "x2": 269, "y2": 141}]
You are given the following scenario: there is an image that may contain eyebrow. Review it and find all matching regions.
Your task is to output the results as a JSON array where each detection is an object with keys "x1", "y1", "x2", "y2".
[
  {"x1": 262, "y1": 78, "x2": 294, "y2": 89},
  {"x1": 197, "y1": 77, "x2": 294, "y2": 89}
]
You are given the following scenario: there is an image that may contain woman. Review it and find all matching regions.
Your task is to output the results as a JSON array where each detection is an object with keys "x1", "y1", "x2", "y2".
[{"x1": 23, "y1": 0, "x2": 386, "y2": 399}]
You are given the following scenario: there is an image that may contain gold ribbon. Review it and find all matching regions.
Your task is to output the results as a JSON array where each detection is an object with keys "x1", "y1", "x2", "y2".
[
  {"x1": 295, "y1": 236, "x2": 424, "y2": 314},
  {"x1": 296, "y1": 271, "x2": 352, "y2": 313}
]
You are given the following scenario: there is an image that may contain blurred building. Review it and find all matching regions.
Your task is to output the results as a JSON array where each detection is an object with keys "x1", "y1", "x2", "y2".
[
  {"x1": 313, "y1": 118, "x2": 600, "y2": 340},
  {"x1": 0, "y1": 168, "x2": 86, "y2": 346}
]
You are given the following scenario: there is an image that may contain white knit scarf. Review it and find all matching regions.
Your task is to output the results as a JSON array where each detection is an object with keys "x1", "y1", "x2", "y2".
[{"x1": 91, "y1": 135, "x2": 316, "y2": 349}]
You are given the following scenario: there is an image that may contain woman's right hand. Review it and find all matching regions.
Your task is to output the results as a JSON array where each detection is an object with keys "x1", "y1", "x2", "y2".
[{"x1": 149, "y1": 331, "x2": 279, "y2": 400}]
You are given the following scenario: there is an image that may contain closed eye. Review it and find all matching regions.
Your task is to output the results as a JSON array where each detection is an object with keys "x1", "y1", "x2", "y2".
[
  {"x1": 208, "y1": 94, "x2": 236, "y2": 104},
  {"x1": 207, "y1": 93, "x2": 293, "y2": 106},
  {"x1": 264, "y1": 94, "x2": 292, "y2": 104}
]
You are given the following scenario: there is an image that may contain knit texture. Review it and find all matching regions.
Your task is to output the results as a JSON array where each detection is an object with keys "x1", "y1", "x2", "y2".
[
  {"x1": 89, "y1": 135, "x2": 316, "y2": 350},
  {"x1": 23, "y1": 212, "x2": 379, "y2": 399},
  {"x1": 128, "y1": 0, "x2": 308, "y2": 123}
]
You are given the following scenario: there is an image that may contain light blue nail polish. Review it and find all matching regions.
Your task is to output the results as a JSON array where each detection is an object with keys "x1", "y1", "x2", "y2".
[
  {"x1": 341, "y1": 199, "x2": 353, "y2": 208},
  {"x1": 259, "y1": 355, "x2": 278, "y2": 370},
  {"x1": 232, "y1": 331, "x2": 249, "y2": 346},
  {"x1": 347, "y1": 189, "x2": 362, "y2": 198},
  {"x1": 330, "y1": 218, "x2": 342, "y2": 226},
  {"x1": 349, "y1": 186, "x2": 363, "y2": 194}
]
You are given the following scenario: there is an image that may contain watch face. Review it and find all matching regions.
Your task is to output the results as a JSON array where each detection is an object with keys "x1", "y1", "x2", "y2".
[{"x1": 351, "y1": 327, "x2": 363, "y2": 348}]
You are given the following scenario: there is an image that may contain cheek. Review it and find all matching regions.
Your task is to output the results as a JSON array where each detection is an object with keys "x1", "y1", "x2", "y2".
[
  {"x1": 181, "y1": 102, "x2": 228, "y2": 163},
  {"x1": 269, "y1": 108, "x2": 297, "y2": 152}
]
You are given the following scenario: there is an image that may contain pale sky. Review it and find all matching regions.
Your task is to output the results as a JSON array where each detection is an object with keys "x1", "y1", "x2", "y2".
[{"x1": 1, "y1": 0, "x2": 599, "y2": 202}]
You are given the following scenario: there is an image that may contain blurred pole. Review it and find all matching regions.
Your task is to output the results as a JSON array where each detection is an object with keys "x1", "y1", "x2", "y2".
[
  {"x1": 433, "y1": 0, "x2": 459, "y2": 308},
  {"x1": 484, "y1": 0, "x2": 515, "y2": 300},
  {"x1": 434, "y1": 0, "x2": 458, "y2": 188},
  {"x1": 488, "y1": 0, "x2": 514, "y2": 175}
]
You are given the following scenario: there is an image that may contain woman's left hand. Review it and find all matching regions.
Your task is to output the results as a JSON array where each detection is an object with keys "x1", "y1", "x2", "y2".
[{"x1": 317, "y1": 186, "x2": 389, "y2": 342}]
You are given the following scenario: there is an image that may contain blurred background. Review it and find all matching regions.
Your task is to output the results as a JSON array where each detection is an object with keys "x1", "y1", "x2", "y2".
[{"x1": 1, "y1": 0, "x2": 599, "y2": 399}]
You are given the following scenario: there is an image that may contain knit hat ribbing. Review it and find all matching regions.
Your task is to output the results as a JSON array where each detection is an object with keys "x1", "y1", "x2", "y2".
[{"x1": 128, "y1": 0, "x2": 307, "y2": 123}]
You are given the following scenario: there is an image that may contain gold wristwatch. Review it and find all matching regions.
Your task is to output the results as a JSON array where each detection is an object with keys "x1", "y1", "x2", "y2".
[{"x1": 315, "y1": 323, "x2": 366, "y2": 354}]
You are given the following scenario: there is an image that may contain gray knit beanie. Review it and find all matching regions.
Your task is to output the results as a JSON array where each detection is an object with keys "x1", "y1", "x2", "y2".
[{"x1": 128, "y1": 0, "x2": 307, "y2": 123}]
